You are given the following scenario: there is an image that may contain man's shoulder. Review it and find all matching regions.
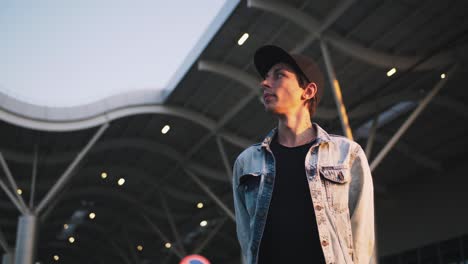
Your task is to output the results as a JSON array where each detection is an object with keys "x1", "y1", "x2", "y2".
[
  {"x1": 327, "y1": 134, "x2": 363, "y2": 153},
  {"x1": 235, "y1": 142, "x2": 262, "y2": 163}
]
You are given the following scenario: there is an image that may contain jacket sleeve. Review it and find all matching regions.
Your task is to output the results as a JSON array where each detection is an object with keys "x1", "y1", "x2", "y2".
[
  {"x1": 232, "y1": 157, "x2": 250, "y2": 263},
  {"x1": 349, "y1": 145, "x2": 376, "y2": 264}
]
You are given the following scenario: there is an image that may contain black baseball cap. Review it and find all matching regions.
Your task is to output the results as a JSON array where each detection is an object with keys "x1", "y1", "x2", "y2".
[{"x1": 254, "y1": 45, "x2": 325, "y2": 103}]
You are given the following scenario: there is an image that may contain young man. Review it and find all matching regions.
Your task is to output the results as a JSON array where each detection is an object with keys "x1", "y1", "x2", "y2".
[{"x1": 232, "y1": 45, "x2": 375, "y2": 264}]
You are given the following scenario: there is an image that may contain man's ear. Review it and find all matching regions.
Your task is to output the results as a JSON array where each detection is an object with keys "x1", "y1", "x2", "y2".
[{"x1": 302, "y1": 82, "x2": 317, "y2": 100}]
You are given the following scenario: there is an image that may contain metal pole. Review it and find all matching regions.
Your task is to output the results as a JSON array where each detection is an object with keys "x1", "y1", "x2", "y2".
[
  {"x1": 35, "y1": 123, "x2": 109, "y2": 215},
  {"x1": 29, "y1": 146, "x2": 38, "y2": 208},
  {"x1": 109, "y1": 240, "x2": 132, "y2": 264},
  {"x1": 0, "y1": 228, "x2": 11, "y2": 255},
  {"x1": 140, "y1": 213, "x2": 184, "y2": 259},
  {"x1": 291, "y1": 0, "x2": 357, "y2": 53},
  {"x1": 39, "y1": 188, "x2": 65, "y2": 223},
  {"x1": 2, "y1": 254, "x2": 14, "y2": 264},
  {"x1": 365, "y1": 117, "x2": 379, "y2": 158},
  {"x1": 215, "y1": 136, "x2": 233, "y2": 181},
  {"x1": 122, "y1": 228, "x2": 138, "y2": 264},
  {"x1": 320, "y1": 41, "x2": 354, "y2": 140},
  {"x1": 185, "y1": 169, "x2": 235, "y2": 221},
  {"x1": 159, "y1": 192, "x2": 186, "y2": 255},
  {"x1": 459, "y1": 237, "x2": 465, "y2": 263},
  {"x1": 13, "y1": 214, "x2": 37, "y2": 264},
  {"x1": 0, "y1": 178, "x2": 27, "y2": 214},
  {"x1": 193, "y1": 217, "x2": 227, "y2": 254},
  {"x1": 370, "y1": 65, "x2": 457, "y2": 171},
  {"x1": 0, "y1": 153, "x2": 29, "y2": 213}
]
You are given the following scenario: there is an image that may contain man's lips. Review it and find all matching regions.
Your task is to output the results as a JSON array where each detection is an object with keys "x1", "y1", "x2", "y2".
[{"x1": 263, "y1": 94, "x2": 275, "y2": 101}]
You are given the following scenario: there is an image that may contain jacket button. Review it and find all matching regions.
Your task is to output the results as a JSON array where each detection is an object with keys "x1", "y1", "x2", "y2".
[
  {"x1": 321, "y1": 240, "x2": 329, "y2": 247},
  {"x1": 315, "y1": 205, "x2": 322, "y2": 211},
  {"x1": 338, "y1": 172, "x2": 344, "y2": 181}
]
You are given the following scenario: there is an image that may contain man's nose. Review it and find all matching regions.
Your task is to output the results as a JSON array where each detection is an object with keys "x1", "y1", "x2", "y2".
[{"x1": 261, "y1": 78, "x2": 271, "y2": 90}]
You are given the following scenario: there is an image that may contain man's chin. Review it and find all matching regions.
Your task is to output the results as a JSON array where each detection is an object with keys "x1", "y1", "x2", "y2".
[{"x1": 264, "y1": 105, "x2": 279, "y2": 114}]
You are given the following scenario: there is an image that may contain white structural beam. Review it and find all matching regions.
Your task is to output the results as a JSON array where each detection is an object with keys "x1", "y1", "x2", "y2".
[
  {"x1": 1, "y1": 138, "x2": 231, "y2": 183},
  {"x1": 216, "y1": 136, "x2": 233, "y2": 181},
  {"x1": 185, "y1": 169, "x2": 235, "y2": 221},
  {"x1": 35, "y1": 123, "x2": 109, "y2": 215},
  {"x1": 141, "y1": 213, "x2": 184, "y2": 259},
  {"x1": 320, "y1": 41, "x2": 354, "y2": 140},
  {"x1": 365, "y1": 117, "x2": 379, "y2": 158},
  {"x1": 159, "y1": 192, "x2": 187, "y2": 256},
  {"x1": 1, "y1": 89, "x2": 463, "y2": 136},
  {"x1": 193, "y1": 217, "x2": 227, "y2": 254},
  {"x1": 291, "y1": 0, "x2": 357, "y2": 53},
  {"x1": 247, "y1": 0, "x2": 453, "y2": 71},
  {"x1": 13, "y1": 214, "x2": 38, "y2": 264},
  {"x1": 0, "y1": 227, "x2": 11, "y2": 254},
  {"x1": 0, "y1": 153, "x2": 29, "y2": 214},
  {"x1": 0, "y1": 104, "x2": 251, "y2": 148},
  {"x1": 371, "y1": 66, "x2": 457, "y2": 171},
  {"x1": 0, "y1": 177, "x2": 27, "y2": 215},
  {"x1": 198, "y1": 61, "x2": 261, "y2": 92},
  {"x1": 29, "y1": 146, "x2": 38, "y2": 208},
  {"x1": 60, "y1": 187, "x2": 192, "y2": 220}
]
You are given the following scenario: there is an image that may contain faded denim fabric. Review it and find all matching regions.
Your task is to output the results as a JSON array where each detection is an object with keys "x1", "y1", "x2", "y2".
[{"x1": 232, "y1": 123, "x2": 375, "y2": 264}]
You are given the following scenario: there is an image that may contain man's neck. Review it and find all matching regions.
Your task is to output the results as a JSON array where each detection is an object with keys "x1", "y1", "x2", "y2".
[{"x1": 276, "y1": 111, "x2": 316, "y2": 147}]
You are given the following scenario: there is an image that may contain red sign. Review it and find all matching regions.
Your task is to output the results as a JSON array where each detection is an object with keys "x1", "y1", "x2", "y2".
[{"x1": 179, "y1": 254, "x2": 211, "y2": 264}]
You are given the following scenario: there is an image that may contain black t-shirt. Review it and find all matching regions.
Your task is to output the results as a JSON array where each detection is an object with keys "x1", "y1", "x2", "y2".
[{"x1": 258, "y1": 136, "x2": 325, "y2": 264}]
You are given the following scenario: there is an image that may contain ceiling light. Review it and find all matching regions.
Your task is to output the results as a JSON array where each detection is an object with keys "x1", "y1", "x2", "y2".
[
  {"x1": 165, "y1": 242, "x2": 172, "y2": 249},
  {"x1": 89, "y1": 212, "x2": 96, "y2": 220},
  {"x1": 53, "y1": 255, "x2": 59, "y2": 261},
  {"x1": 161, "y1": 125, "x2": 170, "y2": 134},
  {"x1": 200, "y1": 220, "x2": 208, "y2": 227},
  {"x1": 237, "y1": 33, "x2": 249, "y2": 46},
  {"x1": 196, "y1": 202, "x2": 204, "y2": 209},
  {"x1": 63, "y1": 224, "x2": 69, "y2": 230},
  {"x1": 68, "y1": 236, "x2": 75, "y2": 243},
  {"x1": 441, "y1": 73, "x2": 446, "y2": 79},
  {"x1": 17, "y1": 189, "x2": 22, "y2": 195},
  {"x1": 101, "y1": 172, "x2": 107, "y2": 179},
  {"x1": 137, "y1": 245, "x2": 143, "y2": 251},
  {"x1": 117, "y1": 178, "x2": 125, "y2": 186},
  {"x1": 386, "y1": 68, "x2": 396, "y2": 77}
]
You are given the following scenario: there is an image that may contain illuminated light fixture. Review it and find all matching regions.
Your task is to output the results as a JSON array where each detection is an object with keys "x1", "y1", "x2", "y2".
[
  {"x1": 200, "y1": 220, "x2": 208, "y2": 227},
  {"x1": 63, "y1": 224, "x2": 69, "y2": 230},
  {"x1": 137, "y1": 245, "x2": 143, "y2": 251},
  {"x1": 17, "y1": 189, "x2": 22, "y2": 195},
  {"x1": 53, "y1": 255, "x2": 59, "y2": 261},
  {"x1": 386, "y1": 67, "x2": 397, "y2": 77},
  {"x1": 237, "y1": 33, "x2": 249, "y2": 46},
  {"x1": 165, "y1": 242, "x2": 172, "y2": 249},
  {"x1": 161, "y1": 125, "x2": 170, "y2": 134},
  {"x1": 441, "y1": 73, "x2": 446, "y2": 79},
  {"x1": 89, "y1": 212, "x2": 96, "y2": 220},
  {"x1": 196, "y1": 202, "x2": 204, "y2": 209},
  {"x1": 68, "y1": 236, "x2": 75, "y2": 243},
  {"x1": 101, "y1": 172, "x2": 107, "y2": 179},
  {"x1": 117, "y1": 178, "x2": 125, "y2": 186}
]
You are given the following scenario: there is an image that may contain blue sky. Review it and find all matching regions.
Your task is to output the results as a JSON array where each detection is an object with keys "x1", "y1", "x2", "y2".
[{"x1": 0, "y1": 0, "x2": 238, "y2": 107}]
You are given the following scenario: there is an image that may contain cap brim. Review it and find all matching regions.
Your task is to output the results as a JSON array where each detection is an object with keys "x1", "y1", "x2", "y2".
[{"x1": 254, "y1": 45, "x2": 301, "y2": 79}]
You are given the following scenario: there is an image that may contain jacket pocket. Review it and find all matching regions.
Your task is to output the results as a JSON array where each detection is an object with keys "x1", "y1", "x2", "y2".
[
  {"x1": 238, "y1": 173, "x2": 261, "y2": 217},
  {"x1": 319, "y1": 166, "x2": 350, "y2": 213}
]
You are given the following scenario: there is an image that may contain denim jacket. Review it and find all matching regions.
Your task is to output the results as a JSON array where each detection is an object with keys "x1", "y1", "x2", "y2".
[{"x1": 232, "y1": 123, "x2": 375, "y2": 264}]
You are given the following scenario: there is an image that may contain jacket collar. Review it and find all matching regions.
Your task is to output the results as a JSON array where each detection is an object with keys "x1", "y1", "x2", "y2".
[{"x1": 260, "y1": 123, "x2": 331, "y2": 149}]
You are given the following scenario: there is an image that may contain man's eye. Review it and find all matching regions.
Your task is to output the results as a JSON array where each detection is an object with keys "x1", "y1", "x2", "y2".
[{"x1": 275, "y1": 72, "x2": 284, "y2": 78}]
